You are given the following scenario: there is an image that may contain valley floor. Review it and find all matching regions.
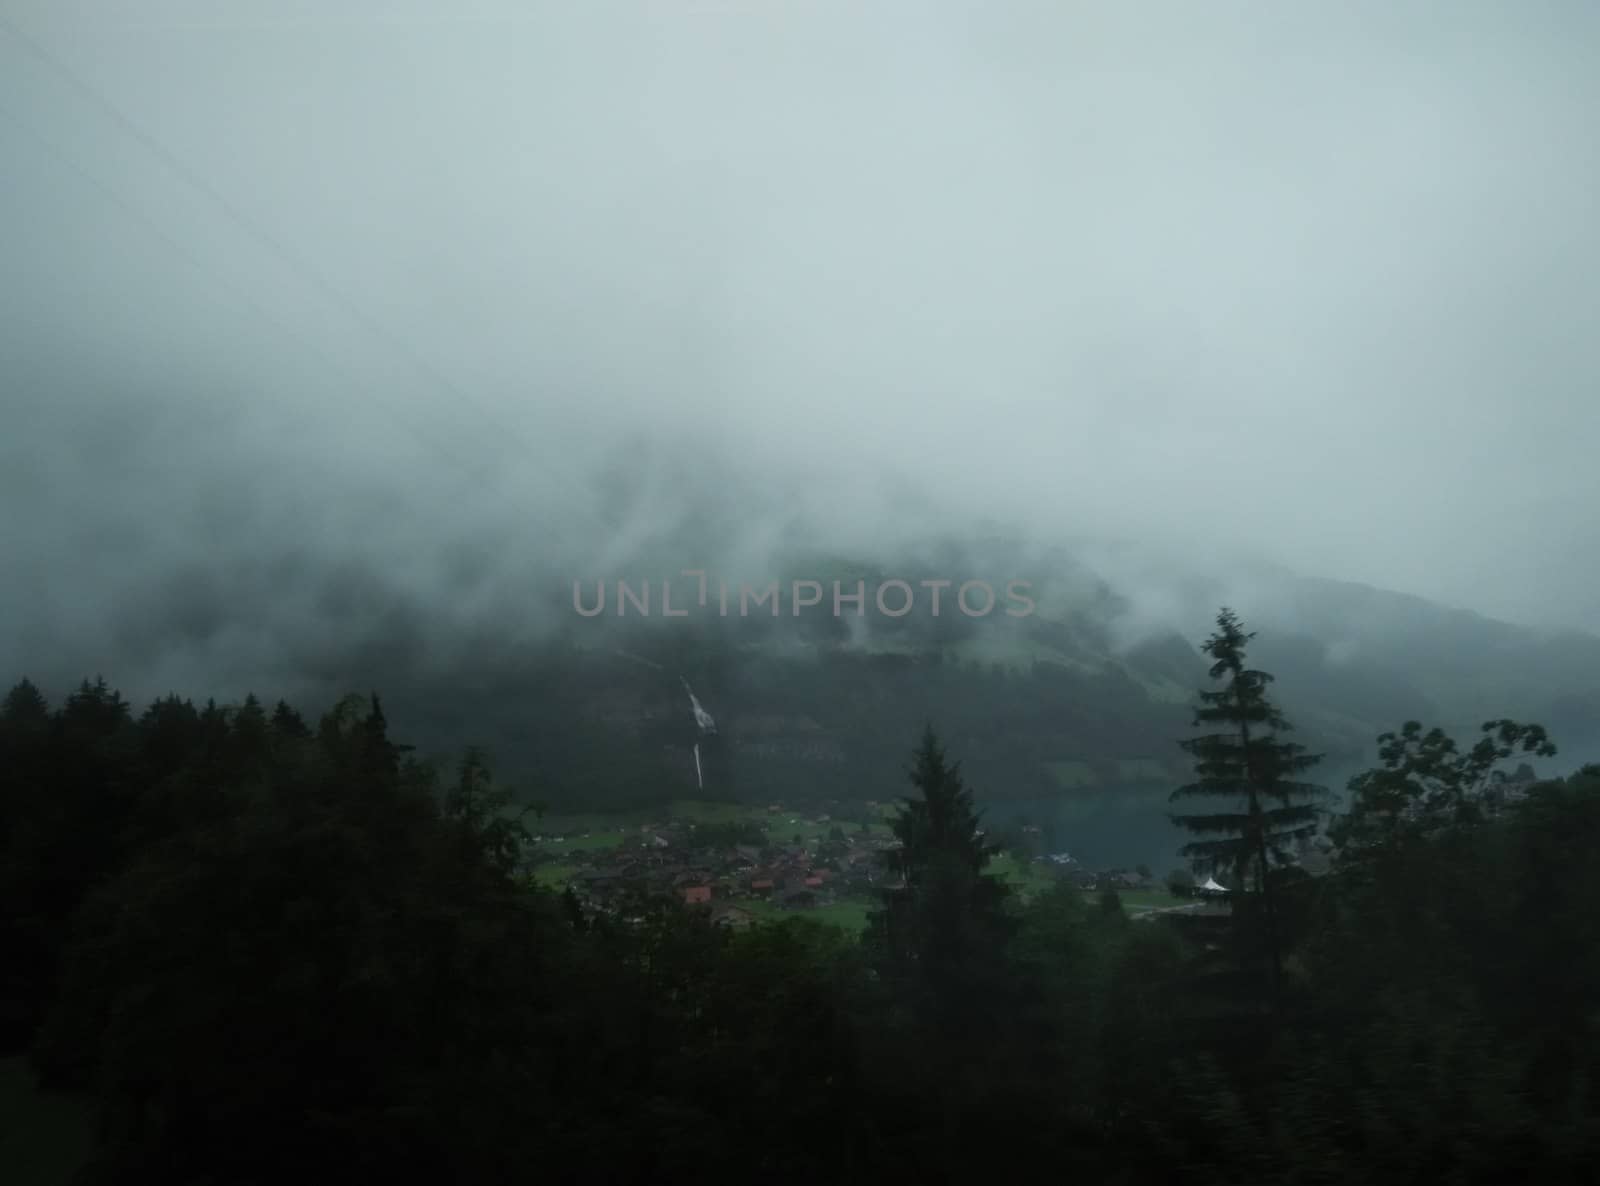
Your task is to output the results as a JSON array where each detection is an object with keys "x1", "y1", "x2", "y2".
[{"x1": 530, "y1": 798, "x2": 1184, "y2": 933}]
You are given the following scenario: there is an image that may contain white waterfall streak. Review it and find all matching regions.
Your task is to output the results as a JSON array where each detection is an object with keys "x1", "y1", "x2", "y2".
[{"x1": 682, "y1": 677, "x2": 716, "y2": 734}]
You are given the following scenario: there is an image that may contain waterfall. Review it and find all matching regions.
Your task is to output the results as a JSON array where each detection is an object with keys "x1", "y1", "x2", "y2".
[{"x1": 682, "y1": 677, "x2": 717, "y2": 735}]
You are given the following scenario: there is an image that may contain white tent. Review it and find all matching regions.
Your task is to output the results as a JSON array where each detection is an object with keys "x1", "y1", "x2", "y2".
[{"x1": 1198, "y1": 875, "x2": 1229, "y2": 894}]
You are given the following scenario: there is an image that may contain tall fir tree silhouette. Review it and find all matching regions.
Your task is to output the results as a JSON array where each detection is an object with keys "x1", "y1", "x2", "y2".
[{"x1": 1171, "y1": 608, "x2": 1328, "y2": 1012}]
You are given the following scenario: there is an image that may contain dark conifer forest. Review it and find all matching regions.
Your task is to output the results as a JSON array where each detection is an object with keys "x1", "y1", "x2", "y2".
[{"x1": 4, "y1": 610, "x2": 1597, "y2": 1184}]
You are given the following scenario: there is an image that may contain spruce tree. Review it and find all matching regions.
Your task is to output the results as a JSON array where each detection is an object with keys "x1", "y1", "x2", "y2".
[
  {"x1": 866, "y1": 726, "x2": 1014, "y2": 1177},
  {"x1": 1, "y1": 677, "x2": 49, "y2": 729},
  {"x1": 270, "y1": 699, "x2": 310, "y2": 739},
  {"x1": 1170, "y1": 608, "x2": 1328, "y2": 1012},
  {"x1": 872, "y1": 726, "x2": 1009, "y2": 986},
  {"x1": 444, "y1": 747, "x2": 533, "y2": 876}
]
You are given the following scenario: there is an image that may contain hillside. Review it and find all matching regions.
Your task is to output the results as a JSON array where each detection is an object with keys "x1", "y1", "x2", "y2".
[{"x1": 242, "y1": 534, "x2": 1600, "y2": 871}]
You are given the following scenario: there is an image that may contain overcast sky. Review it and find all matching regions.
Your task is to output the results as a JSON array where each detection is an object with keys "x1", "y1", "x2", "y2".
[{"x1": 3, "y1": 0, "x2": 1598, "y2": 695}]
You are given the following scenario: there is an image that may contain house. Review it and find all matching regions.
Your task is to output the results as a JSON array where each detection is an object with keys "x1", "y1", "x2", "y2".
[{"x1": 682, "y1": 884, "x2": 713, "y2": 906}]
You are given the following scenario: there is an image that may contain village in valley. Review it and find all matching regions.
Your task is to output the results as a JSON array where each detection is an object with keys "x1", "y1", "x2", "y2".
[
  {"x1": 528, "y1": 799, "x2": 1210, "y2": 934},
  {"x1": 522, "y1": 675, "x2": 1211, "y2": 932}
]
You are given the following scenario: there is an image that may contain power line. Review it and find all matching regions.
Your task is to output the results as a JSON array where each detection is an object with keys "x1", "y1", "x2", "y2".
[
  {"x1": 0, "y1": 94, "x2": 508, "y2": 515},
  {"x1": 0, "y1": 12, "x2": 555, "y2": 502}
]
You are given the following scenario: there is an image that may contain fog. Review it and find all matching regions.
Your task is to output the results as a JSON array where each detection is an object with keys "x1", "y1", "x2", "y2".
[{"x1": 4, "y1": 0, "x2": 1599, "y2": 701}]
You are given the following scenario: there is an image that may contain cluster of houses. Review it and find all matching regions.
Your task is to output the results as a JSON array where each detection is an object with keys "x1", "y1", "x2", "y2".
[
  {"x1": 1041, "y1": 850, "x2": 1162, "y2": 893},
  {"x1": 533, "y1": 805, "x2": 1242, "y2": 930},
  {"x1": 541, "y1": 811, "x2": 905, "y2": 929}
]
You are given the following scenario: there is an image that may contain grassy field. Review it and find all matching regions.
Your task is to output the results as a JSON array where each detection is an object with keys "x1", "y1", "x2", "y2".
[
  {"x1": 741, "y1": 895, "x2": 875, "y2": 935},
  {"x1": 0, "y1": 1057, "x2": 91, "y2": 1186},
  {"x1": 764, "y1": 815, "x2": 891, "y2": 846},
  {"x1": 988, "y1": 853, "x2": 1058, "y2": 899},
  {"x1": 665, "y1": 799, "x2": 898, "y2": 846},
  {"x1": 808, "y1": 899, "x2": 874, "y2": 933},
  {"x1": 535, "y1": 830, "x2": 628, "y2": 855},
  {"x1": 532, "y1": 861, "x2": 579, "y2": 889},
  {"x1": 1095, "y1": 888, "x2": 1187, "y2": 912}
]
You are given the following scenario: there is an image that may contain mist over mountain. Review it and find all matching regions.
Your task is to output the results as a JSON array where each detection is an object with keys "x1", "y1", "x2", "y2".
[
  {"x1": 8, "y1": 349, "x2": 1599, "y2": 875},
  {"x1": 14, "y1": 398, "x2": 1600, "y2": 872},
  {"x1": 5, "y1": 1, "x2": 1600, "y2": 859}
]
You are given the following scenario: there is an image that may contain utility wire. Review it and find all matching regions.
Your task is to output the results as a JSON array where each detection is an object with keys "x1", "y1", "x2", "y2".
[
  {"x1": 0, "y1": 13, "x2": 556, "y2": 501},
  {"x1": 0, "y1": 95, "x2": 509, "y2": 512}
]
